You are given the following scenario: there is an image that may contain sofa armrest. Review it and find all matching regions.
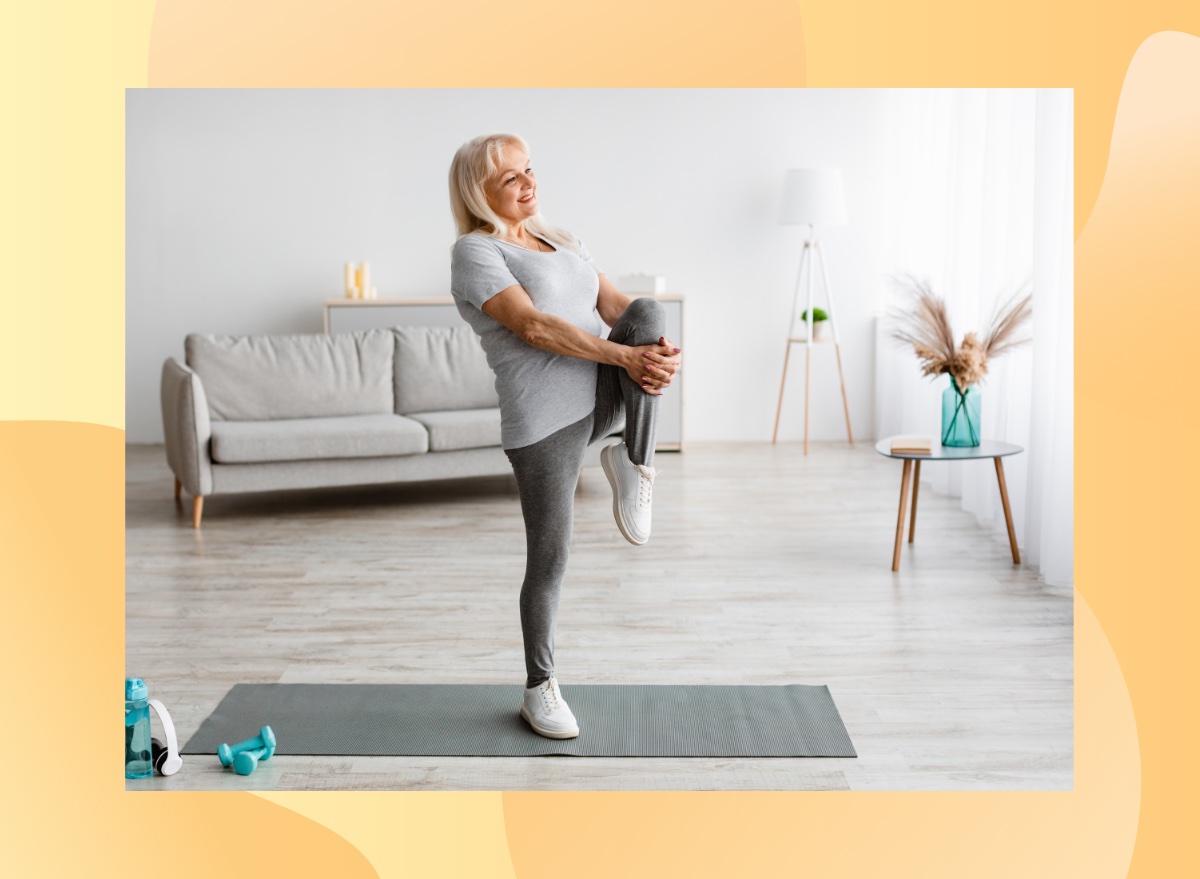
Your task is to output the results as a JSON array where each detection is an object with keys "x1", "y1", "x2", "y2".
[{"x1": 160, "y1": 357, "x2": 214, "y2": 496}]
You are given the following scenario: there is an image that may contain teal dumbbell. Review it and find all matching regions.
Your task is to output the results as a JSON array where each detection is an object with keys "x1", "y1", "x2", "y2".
[
  {"x1": 233, "y1": 744, "x2": 271, "y2": 776},
  {"x1": 217, "y1": 726, "x2": 276, "y2": 775}
]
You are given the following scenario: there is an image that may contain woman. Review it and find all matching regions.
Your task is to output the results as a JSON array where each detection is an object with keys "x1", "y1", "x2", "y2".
[{"x1": 448, "y1": 133, "x2": 681, "y2": 739}]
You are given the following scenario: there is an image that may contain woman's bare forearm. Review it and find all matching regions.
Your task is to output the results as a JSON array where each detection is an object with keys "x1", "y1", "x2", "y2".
[{"x1": 518, "y1": 311, "x2": 636, "y2": 369}]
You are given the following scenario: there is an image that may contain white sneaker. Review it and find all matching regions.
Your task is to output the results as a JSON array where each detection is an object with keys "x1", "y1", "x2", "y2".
[
  {"x1": 600, "y1": 441, "x2": 654, "y2": 546},
  {"x1": 519, "y1": 677, "x2": 580, "y2": 739}
]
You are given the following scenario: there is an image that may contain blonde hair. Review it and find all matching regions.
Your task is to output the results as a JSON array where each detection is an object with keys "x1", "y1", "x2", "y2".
[{"x1": 448, "y1": 133, "x2": 578, "y2": 254}]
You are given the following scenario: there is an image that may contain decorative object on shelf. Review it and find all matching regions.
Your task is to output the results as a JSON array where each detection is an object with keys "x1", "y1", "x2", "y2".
[
  {"x1": 773, "y1": 167, "x2": 853, "y2": 452},
  {"x1": 888, "y1": 274, "x2": 1032, "y2": 448},
  {"x1": 800, "y1": 307, "x2": 830, "y2": 340},
  {"x1": 618, "y1": 273, "x2": 667, "y2": 296},
  {"x1": 343, "y1": 261, "x2": 377, "y2": 299}
]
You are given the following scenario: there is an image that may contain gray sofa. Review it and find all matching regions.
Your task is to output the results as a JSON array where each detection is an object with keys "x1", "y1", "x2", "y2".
[{"x1": 161, "y1": 325, "x2": 612, "y2": 527}]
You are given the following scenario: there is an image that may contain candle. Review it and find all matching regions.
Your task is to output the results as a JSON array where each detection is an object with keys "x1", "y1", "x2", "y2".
[
  {"x1": 353, "y1": 265, "x2": 364, "y2": 299},
  {"x1": 343, "y1": 262, "x2": 355, "y2": 298},
  {"x1": 360, "y1": 262, "x2": 371, "y2": 301}
]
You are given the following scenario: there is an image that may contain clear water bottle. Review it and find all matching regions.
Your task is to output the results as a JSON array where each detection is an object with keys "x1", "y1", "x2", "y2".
[{"x1": 125, "y1": 677, "x2": 153, "y2": 779}]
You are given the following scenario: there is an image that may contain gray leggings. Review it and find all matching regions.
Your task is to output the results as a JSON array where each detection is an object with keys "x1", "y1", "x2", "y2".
[{"x1": 504, "y1": 297, "x2": 666, "y2": 688}]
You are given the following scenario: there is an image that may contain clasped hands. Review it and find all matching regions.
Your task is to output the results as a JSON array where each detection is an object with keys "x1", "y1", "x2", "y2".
[{"x1": 625, "y1": 337, "x2": 681, "y2": 396}]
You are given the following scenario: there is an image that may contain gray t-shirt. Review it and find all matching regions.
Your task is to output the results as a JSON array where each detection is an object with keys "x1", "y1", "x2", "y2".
[{"x1": 450, "y1": 231, "x2": 604, "y2": 450}]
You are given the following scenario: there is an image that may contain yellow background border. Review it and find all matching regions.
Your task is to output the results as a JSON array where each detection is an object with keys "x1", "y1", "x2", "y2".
[{"x1": 3, "y1": 1, "x2": 1197, "y2": 875}]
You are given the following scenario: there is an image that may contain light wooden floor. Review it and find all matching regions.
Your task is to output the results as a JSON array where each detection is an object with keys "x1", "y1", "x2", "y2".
[{"x1": 125, "y1": 441, "x2": 1072, "y2": 791}]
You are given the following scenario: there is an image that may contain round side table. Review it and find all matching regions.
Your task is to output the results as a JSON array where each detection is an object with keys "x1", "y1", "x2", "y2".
[{"x1": 875, "y1": 438, "x2": 1024, "y2": 572}]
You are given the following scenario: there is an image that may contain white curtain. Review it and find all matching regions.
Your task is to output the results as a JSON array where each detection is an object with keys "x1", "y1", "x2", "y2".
[{"x1": 875, "y1": 89, "x2": 1074, "y2": 586}]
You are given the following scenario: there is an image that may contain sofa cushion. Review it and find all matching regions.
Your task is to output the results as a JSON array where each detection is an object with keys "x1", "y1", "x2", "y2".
[
  {"x1": 187, "y1": 329, "x2": 394, "y2": 421},
  {"x1": 210, "y1": 414, "x2": 428, "y2": 464},
  {"x1": 406, "y1": 408, "x2": 503, "y2": 452},
  {"x1": 392, "y1": 325, "x2": 499, "y2": 415}
]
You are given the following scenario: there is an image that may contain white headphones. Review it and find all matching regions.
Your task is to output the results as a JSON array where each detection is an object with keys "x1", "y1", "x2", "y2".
[{"x1": 148, "y1": 698, "x2": 183, "y2": 776}]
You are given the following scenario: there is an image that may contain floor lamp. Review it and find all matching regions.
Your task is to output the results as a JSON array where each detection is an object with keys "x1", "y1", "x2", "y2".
[{"x1": 772, "y1": 167, "x2": 855, "y2": 453}]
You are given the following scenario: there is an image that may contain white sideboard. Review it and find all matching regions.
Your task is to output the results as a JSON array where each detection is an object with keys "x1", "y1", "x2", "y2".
[{"x1": 325, "y1": 295, "x2": 684, "y2": 451}]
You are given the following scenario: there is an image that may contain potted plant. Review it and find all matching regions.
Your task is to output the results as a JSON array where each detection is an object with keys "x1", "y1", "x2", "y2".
[{"x1": 800, "y1": 307, "x2": 830, "y2": 340}]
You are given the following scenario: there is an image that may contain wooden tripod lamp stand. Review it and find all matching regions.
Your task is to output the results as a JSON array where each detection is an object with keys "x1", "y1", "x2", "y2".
[{"x1": 772, "y1": 167, "x2": 854, "y2": 454}]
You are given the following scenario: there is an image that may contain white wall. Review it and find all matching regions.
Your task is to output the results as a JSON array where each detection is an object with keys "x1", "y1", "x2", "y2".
[{"x1": 127, "y1": 89, "x2": 890, "y2": 443}]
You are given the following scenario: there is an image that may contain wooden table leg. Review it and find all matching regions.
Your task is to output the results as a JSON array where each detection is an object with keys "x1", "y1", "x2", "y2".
[
  {"x1": 994, "y1": 457, "x2": 1020, "y2": 564},
  {"x1": 908, "y1": 459, "x2": 921, "y2": 543},
  {"x1": 892, "y1": 459, "x2": 913, "y2": 571}
]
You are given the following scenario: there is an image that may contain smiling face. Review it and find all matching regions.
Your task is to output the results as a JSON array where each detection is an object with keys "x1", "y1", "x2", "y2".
[{"x1": 484, "y1": 144, "x2": 538, "y2": 228}]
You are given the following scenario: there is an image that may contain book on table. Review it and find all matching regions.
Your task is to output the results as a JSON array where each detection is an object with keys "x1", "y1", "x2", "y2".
[{"x1": 890, "y1": 436, "x2": 933, "y2": 454}]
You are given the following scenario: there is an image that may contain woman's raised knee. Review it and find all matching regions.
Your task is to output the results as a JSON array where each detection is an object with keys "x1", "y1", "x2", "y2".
[
  {"x1": 619, "y1": 296, "x2": 667, "y2": 340},
  {"x1": 625, "y1": 296, "x2": 664, "y2": 320}
]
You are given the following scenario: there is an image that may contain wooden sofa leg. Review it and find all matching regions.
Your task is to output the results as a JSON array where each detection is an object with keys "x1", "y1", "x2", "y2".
[
  {"x1": 174, "y1": 478, "x2": 182, "y2": 500},
  {"x1": 192, "y1": 495, "x2": 204, "y2": 529}
]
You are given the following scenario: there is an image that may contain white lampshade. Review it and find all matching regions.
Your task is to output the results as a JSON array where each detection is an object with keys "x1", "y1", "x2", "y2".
[{"x1": 779, "y1": 168, "x2": 848, "y2": 226}]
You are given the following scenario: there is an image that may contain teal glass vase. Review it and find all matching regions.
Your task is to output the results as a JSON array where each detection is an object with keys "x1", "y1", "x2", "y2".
[{"x1": 941, "y1": 377, "x2": 981, "y2": 447}]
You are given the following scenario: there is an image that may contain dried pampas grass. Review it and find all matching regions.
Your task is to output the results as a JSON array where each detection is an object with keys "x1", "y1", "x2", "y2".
[{"x1": 887, "y1": 273, "x2": 1032, "y2": 392}]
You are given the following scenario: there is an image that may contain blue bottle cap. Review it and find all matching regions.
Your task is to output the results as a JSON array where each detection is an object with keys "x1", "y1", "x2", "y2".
[{"x1": 125, "y1": 677, "x2": 148, "y2": 701}]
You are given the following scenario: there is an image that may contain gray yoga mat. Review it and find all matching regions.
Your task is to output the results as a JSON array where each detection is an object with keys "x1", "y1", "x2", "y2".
[{"x1": 183, "y1": 683, "x2": 856, "y2": 757}]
